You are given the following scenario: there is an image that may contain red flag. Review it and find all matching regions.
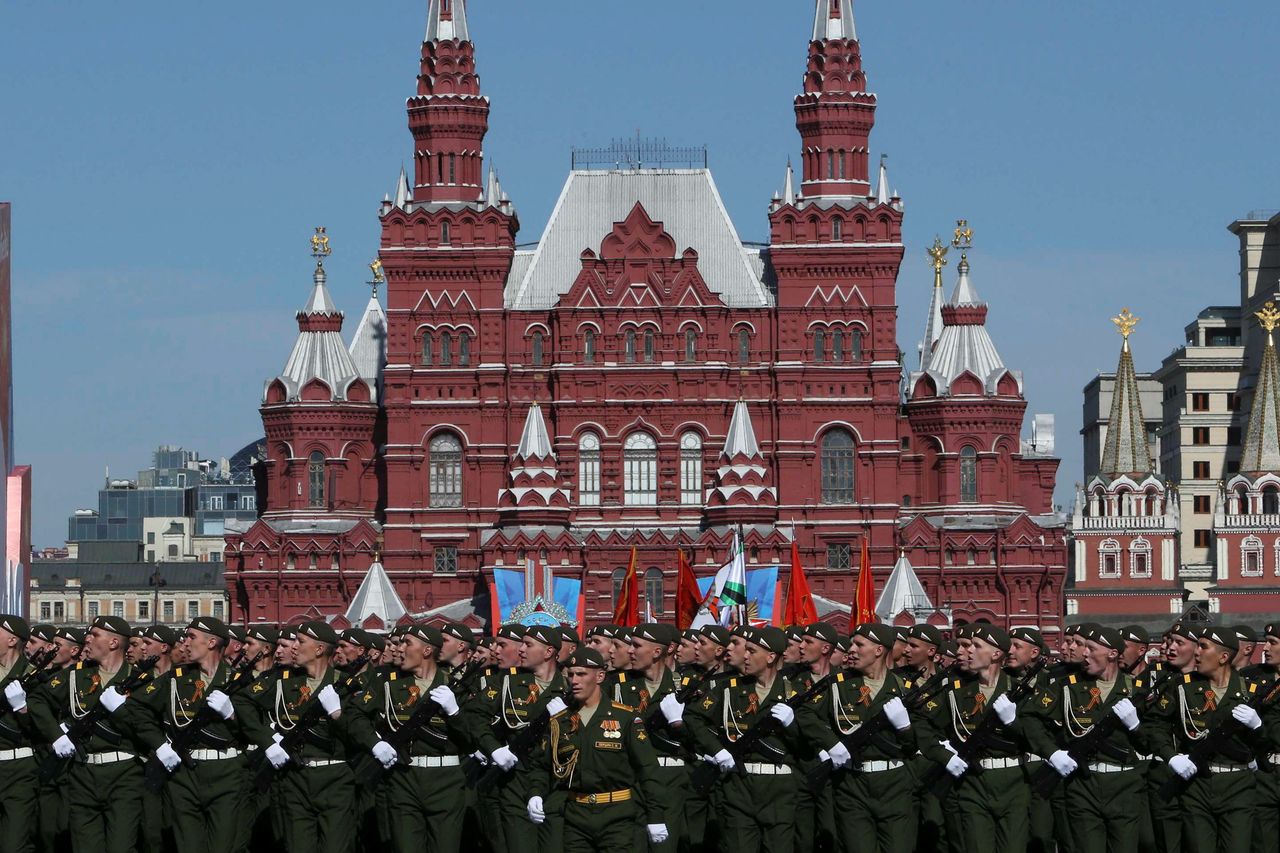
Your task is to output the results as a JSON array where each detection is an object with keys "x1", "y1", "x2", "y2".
[
  {"x1": 783, "y1": 541, "x2": 818, "y2": 626},
  {"x1": 613, "y1": 546, "x2": 640, "y2": 627},
  {"x1": 853, "y1": 538, "x2": 876, "y2": 626},
  {"x1": 675, "y1": 549, "x2": 701, "y2": 630}
]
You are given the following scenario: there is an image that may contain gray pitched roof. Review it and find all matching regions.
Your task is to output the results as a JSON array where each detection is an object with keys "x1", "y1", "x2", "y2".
[
  {"x1": 31, "y1": 560, "x2": 223, "y2": 591},
  {"x1": 876, "y1": 552, "x2": 932, "y2": 621},
  {"x1": 343, "y1": 561, "x2": 408, "y2": 626},
  {"x1": 723, "y1": 399, "x2": 762, "y2": 459},
  {"x1": 516, "y1": 403, "x2": 554, "y2": 460},
  {"x1": 425, "y1": 0, "x2": 469, "y2": 42},
  {"x1": 506, "y1": 169, "x2": 771, "y2": 310},
  {"x1": 915, "y1": 257, "x2": 1022, "y2": 397},
  {"x1": 347, "y1": 293, "x2": 387, "y2": 402},
  {"x1": 1100, "y1": 334, "x2": 1154, "y2": 477},
  {"x1": 270, "y1": 266, "x2": 365, "y2": 403}
]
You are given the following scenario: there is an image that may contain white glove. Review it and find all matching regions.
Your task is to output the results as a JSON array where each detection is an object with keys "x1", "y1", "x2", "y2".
[
  {"x1": 940, "y1": 739, "x2": 958, "y2": 755},
  {"x1": 660, "y1": 693, "x2": 685, "y2": 725},
  {"x1": 712, "y1": 748, "x2": 736, "y2": 773},
  {"x1": 265, "y1": 743, "x2": 290, "y2": 769},
  {"x1": 770, "y1": 704, "x2": 795, "y2": 728},
  {"x1": 1168, "y1": 753, "x2": 1197, "y2": 781},
  {"x1": 372, "y1": 740, "x2": 398, "y2": 768},
  {"x1": 429, "y1": 685, "x2": 460, "y2": 717},
  {"x1": 4, "y1": 681, "x2": 26, "y2": 712},
  {"x1": 52, "y1": 735, "x2": 76, "y2": 759},
  {"x1": 545, "y1": 697, "x2": 568, "y2": 717},
  {"x1": 882, "y1": 696, "x2": 911, "y2": 731},
  {"x1": 470, "y1": 749, "x2": 489, "y2": 765},
  {"x1": 206, "y1": 690, "x2": 234, "y2": 721},
  {"x1": 1048, "y1": 749, "x2": 1078, "y2": 778},
  {"x1": 491, "y1": 745, "x2": 519, "y2": 771},
  {"x1": 317, "y1": 684, "x2": 341, "y2": 716},
  {"x1": 992, "y1": 695, "x2": 1017, "y2": 725},
  {"x1": 99, "y1": 686, "x2": 126, "y2": 714},
  {"x1": 1233, "y1": 704, "x2": 1263, "y2": 731},
  {"x1": 155, "y1": 743, "x2": 181, "y2": 772},
  {"x1": 828, "y1": 741, "x2": 852, "y2": 769},
  {"x1": 945, "y1": 754, "x2": 969, "y2": 778},
  {"x1": 1250, "y1": 760, "x2": 1260, "y2": 771},
  {"x1": 526, "y1": 795, "x2": 545, "y2": 824},
  {"x1": 647, "y1": 824, "x2": 669, "y2": 843},
  {"x1": 1111, "y1": 698, "x2": 1139, "y2": 732}
]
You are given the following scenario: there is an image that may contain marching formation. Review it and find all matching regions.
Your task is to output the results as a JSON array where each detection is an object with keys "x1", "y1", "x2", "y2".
[{"x1": 0, "y1": 612, "x2": 1278, "y2": 852}]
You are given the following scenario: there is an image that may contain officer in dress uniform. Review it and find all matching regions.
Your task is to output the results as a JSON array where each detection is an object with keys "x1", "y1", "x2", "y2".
[
  {"x1": 0, "y1": 615, "x2": 53, "y2": 853},
  {"x1": 800, "y1": 622, "x2": 918, "y2": 853},
  {"x1": 526, "y1": 648, "x2": 668, "y2": 853},
  {"x1": 1147, "y1": 625, "x2": 1262, "y2": 853},
  {"x1": 348, "y1": 623, "x2": 474, "y2": 853}
]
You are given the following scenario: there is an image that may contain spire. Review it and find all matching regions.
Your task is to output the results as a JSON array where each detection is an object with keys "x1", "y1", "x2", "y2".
[
  {"x1": 1099, "y1": 308, "x2": 1153, "y2": 477},
  {"x1": 393, "y1": 165, "x2": 410, "y2": 209},
  {"x1": 348, "y1": 260, "x2": 388, "y2": 401},
  {"x1": 918, "y1": 237, "x2": 948, "y2": 369},
  {"x1": 485, "y1": 166, "x2": 504, "y2": 207},
  {"x1": 425, "y1": 0, "x2": 469, "y2": 43},
  {"x1": 812, "y1": 0, "x2": 857, "y2": 42},
  {"x1": 723, "y1": 399, "x2": 762, "y2": 460},
  {"x1": 516, "y1": 403, "x2": 555, "y2": 461},
  {"x1": 783, "y1": 159, "x2": 796, "y2": 205},
  {"x1": 875, "y1": 551, "x2": 933, "y2": 623},
  {"x1": 1242, "y1": 302, "x2": 1280, "y2": 473},
  {"x1": 876, "y1": 154, "x2": 890, "y2": 205},
  {"x1": 343, "y1": 559, "x2": 408, "y2": 629}
]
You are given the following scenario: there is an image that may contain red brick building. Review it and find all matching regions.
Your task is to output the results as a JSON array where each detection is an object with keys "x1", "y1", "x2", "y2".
[{"x1": 225, "y1": 0, "x2": 1066, "y2": 634}]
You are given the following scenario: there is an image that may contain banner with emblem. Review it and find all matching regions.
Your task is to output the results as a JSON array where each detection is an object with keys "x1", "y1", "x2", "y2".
[
  {"x1": 694, "y1": 566, "x2": 781, "y2": 628},
  {"x1": 489, "y1": 558, "x2": 584, "y2": 628}
]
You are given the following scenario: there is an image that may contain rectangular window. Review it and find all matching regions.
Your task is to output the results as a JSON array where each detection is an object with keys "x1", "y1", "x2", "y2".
[
  {"x1": 1192, "y1": 427, "x2": 1210, "y2": 445},
  {"x1": 39, "y1": 602, "x2": 50, "y2": 621},
  {"x1": 1228, "y1": 427, "x2": 1242, "y2": 447},
  {"x1": 1194, "y1": 495, "x2": 1211, "y2": 514},
  {"x1": 680, "y1": 448, "x2": 703, "y2": 506},
  {"x1": 187, "y1": 600, "x2": 200, "y2": 620},
  {"x1": 1191, "y1": 393, "x2": 1209, "y2": 411},
  {"x1": 1194, "y1": 529, "x2": 1211, "y2": 548},
  {"x1": 1230, "y1": 393, "x2": 1243, "y2": 412},
  {"x1": 87, "y1": 601, "x2": 100, "y2": 619},
  {"x1": 826, "y1": 544, "x2": 852, "y2": 572},
  {"x1": 578, "y1": 444, "x2": 600, "y2": 507},
  {"x1": 53, "y1": 602, "x2": 65, "y2": 621},
  {"x1": 212, "y1": 600, "x2": 224, "y2": 619},
  {"x1": 162, "y1": 601, "x2": 175, "y2": 622},
  {"x1": 242, "y1": 495, "x2": 256, "y2": 510},
  {"x1": 440, "y1": 332, "x2": 453, "y2": 366},
  {"x1": 137, "y1": 599, "x2": 150, "y2": 621},
  {"x1": 209, "y1": 495, "x2": 223, "y2": 510},
  {"x1": 434, "y1": 546, "x2": 459, "y2": 574},
  {"x1": 459, "y1": 334, "x2": 471, "y2": 366},
  {"x1": 1193, "y1": 461, "x2": 1210, "y2": 479},
  {"x1": 1245, "y1": 550, "x2": 1261, "y2": 577},
  {"x1": 147, "y1": 532, "x2": 155, "y2": 545},
  {"x1": 1100, "y1": 553, "x2": 1119, "y2": 578},
  {"x1": 112, "y1": 601, "x2": 124, "y2": 618}
]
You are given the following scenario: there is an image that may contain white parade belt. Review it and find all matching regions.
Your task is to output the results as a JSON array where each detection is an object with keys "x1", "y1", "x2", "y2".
[
  {"x1": 743, "y1": 762, "x2": 791, "y2": 775},
  {"x1": 188, "y1": 748, "x2": 241, "y2": 761},
  {"x1": 0, "y1": 747, "x2": 34, "y2": 761},
  {"x1": 1086, "y1": 761, "x2": 1136, "y2": 773},
  {"x1": 408, "y1": 755, "x2": 461, "y2": 768},
  {"x1": 657, "y1": 757, "x2": 685, "y2": 768},
  {"x1": 977, "y1": 756, "x2": 1024, "y2": 770},
  {"x1": 857, "y1": 759, "x2": 904, "y2": 772},
  {"x1": 82, "y1": 751, "x2": 135, "y2": 765}
]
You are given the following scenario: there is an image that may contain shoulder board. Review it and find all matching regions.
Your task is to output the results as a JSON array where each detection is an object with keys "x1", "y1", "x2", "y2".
[
  {"x1": 75, "y1": 662, "x2": 84, "y2": 670},
  {"x1": 953, "y1": 679, "x2": 962, "y2": 689},
  {"x1": 836, "y1": 672, "x2": 845, "y2": 683},
  {"x1": 611, "y1": 701, "x2": 632, "y2": 711},
  {"x1": 389, "y1": 672, "x2": 398, "y2": 681},
  {"x1": 680, "y1": 676, "x2": 691, "y2": 687},
  {"x1": 1250, "y1": 682, "x2": 1259, "y2": 694},
  {"x1": 509, "y1": 667, "x2": 518, "y2": 675},
  {"x1": 618, "y1": 673, "x2": 628, "y2": 683},
  {"x1": 282, "y1": 670, "x2": 291, "y2": 680},
  {"x1": 1068, "y1": 674, "x2": 1076, "y2": 685},
  {"x1": 1184, "y1": 674, "x2": 1193, "y2": 683},
  {"x1": 729, "y1": 678, "x2": 738, "y2": 688},
  {"x1": 175, "y1": 667, "x2": 183, "y2": 678}
]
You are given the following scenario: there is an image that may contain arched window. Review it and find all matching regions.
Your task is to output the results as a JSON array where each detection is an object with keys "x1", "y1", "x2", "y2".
[
  {"x1": 831, "y1": 217, "x2": 843, "y2": 241},
  {"x1": 531, "y1": 331, "x2": 544, "y2": 367},
  {"x1": 643, "y1": 329, "x2": 655, "y2": 363},
  {"x1": 458, "y1": 332, "x2": 471, "y2": 366},
  {"x1": 440, "y1": 222, "x2": 451, "y2": 246},
  {"x1": 308, "y1": 451, "x2": 325, "y2": 508},
  {"x1": 814, "y1": 329, "x2": 826, "y2": 362},
  {"x1": 584, "y1": 329, "x2": 596, "y2": 364},
  {"x1": 684, "y1": 328, "x2": 697, "y2": 363},
  {"x1": 680, "y1": 431, "x2": 703, "y2": 506},
  {"x1": 448, "y1": 154, "x2": 456, "y2": 184},
  {"x1": 644, "y1": 568, "x2": 664, "y2": 616},
  {"x1": 429, "y1": 434, "x2": 463, "y2": 508},
  {"x1": 960, "y1": 446, "x2": 978, "y2": 503},
  {"x1": 827, "y1": 150, "x2": 835, "y2": 179},
  {"x1": 832, "y1": 329, "x2": 844, "y2": 361},
  {"x1": 624, "y1": 329, "x2": 636, "y2": 363},
  {"x1": 612, "y1": 568, "x2": 628, "y2": 609},
  {"x1": 820, "y1": 429, "x2": 855, "y2": 504},
  {"x1": 1130, "y1": 538, "x2": 1152, "y2": 578},
  {"x1": 624, "y1": 432, "x2": 657, "y2": 506},
  {"x1": 850, "y1": 329, "x2": 863, "y2": 363},
  {"x1": 578, "y1": 433, "x2": 600, "y2": 506},
  {"x1": 421, "y1": 331, "x2": 434, "y2": 366},
  {"x1": 1242, "y1": 535, "x2": 1264, "y2": 577},
  {"x1": 737, "y1": 328, "x2": 750, "y2": 364},
  {"x1": 837, "y1": 152, "x2": 846, "y2": 179},
  {"x1": 1264, "y1": 486, "x2": 1279, "y2": 515},
  {"x1": 440, "y1": 331, "x2": 453, "y2": 366},
  {"x1": 1099, "y1": 539, "x2": 1121, "y2": 578}
]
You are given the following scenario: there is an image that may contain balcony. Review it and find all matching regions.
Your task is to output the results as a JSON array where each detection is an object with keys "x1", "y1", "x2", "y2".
[
  {"x1": 1074, "y1": 515, "x2": 1170, "y2": 530},
  {"x1": 1221, "y1": 514, "x2": 1280, "y2": 528}
]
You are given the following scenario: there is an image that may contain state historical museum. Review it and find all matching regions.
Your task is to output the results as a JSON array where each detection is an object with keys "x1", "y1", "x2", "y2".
[{"x1": 224, "y1": 0, "x2": 1067, "y2": 635}]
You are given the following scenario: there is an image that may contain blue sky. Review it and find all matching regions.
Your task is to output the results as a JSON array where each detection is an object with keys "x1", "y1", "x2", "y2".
[{"x1": 2, "y1": 2, "x2": 1278, "y2": 548}]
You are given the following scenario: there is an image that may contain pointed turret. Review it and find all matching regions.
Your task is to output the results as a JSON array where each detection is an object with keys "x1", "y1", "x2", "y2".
[
  {"x1": 783, "y1": 159, "x2": 796, "y2": 205},
  {"x1": 393, "y1": 166, "x2": 410, "y2": 210},
  {"x1": 1099, "y1": 308, "x2": 1154, "y2": 477},
  {"x1": 917, "y1": 237, "x2": 947, "y2": 370},
  {"x1": 812, "y1": 0, "x2": 857, "y2": 42},
  {"x1": 876, "y1": 154, "x2": 890, "y2": 205},
  {"x1": 348, "y1": 286, "x2": 387, "y2": 402},
  {"x1": 498, "y1": 403, "x2": 570, "y2": 525},
  {"x1": 425, "y1": 0, "x2": 469, "y2": 43},
  {"x1": 342, "y1": 558, "x2": 408, "y2": 630},
  {"x1": 1241, "y1": 302, "x2": 1280, "y2": 473},
  {"x1": 705, "y1": 400, "x2": 777, "y2": 525},
  {"x1": 876, "y1": 551, "x2": 934, "y2": 623}
]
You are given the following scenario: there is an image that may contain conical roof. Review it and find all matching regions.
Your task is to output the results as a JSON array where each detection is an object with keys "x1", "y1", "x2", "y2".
[
  {"x1": 1241, "y1": 303, "x2": 1280, "y2": 473},
  {"x1": 426, "y1": 0, "x2": 469, "y2": 42},
  {"x1": 723, "y1": 399, "x2": 761, "y2": 459},
  {"x1": 347, "y1": 292, "x2": 387, "y2": 402},
  {"x1": 812, "y1": 0, "x2": 857, "y2": 41},
  {"x1": 516, "y1": 403, "x2": 554, "y2": 460},
  {"x1": 1100, "y1": 310, "x2": 1153, "y2": 477},
  {"x1": 271, "y1": 263, "x2": 364, "y2": 403},
  {"x1": 343, "y1": 560, "x2": 408, "y2": 627},
  {"x1": 876, "y1": 552, "x2": 932, "y2": 622}
]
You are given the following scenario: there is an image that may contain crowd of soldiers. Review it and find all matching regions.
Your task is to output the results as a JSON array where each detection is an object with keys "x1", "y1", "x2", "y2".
[{"x1": 0, "y1": 610, "x2": 1277, "y2": 853}]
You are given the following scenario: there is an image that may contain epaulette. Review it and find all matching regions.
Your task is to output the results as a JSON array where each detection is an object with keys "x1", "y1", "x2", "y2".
[
  {"x1": 1068, "y1": 674, "x2": 1076, "y2": 685},
  {"x1": 75, "y1": 662, "x2": 84, "y2": 670},
  {"x1": 282, "y1": 670, "x2": 291, "y2": 680},
  {"x1": 612, "y1": 701, "x2": 633, "y2": 711},
  {"x1": 389, "y1": 672, "x2": 398, "y2": 682},
  {"x1": 175, "y1": 667, "x2": 183, "y2": 678},
  {"x1": 953, "y1": 679, "x2": 962, "y2": 689},
  {"x1": 1184, "y1": 674, "x2": 1193, "y2": 683},
  {"x1": 729, "y1": 678, "x2": 738, "y2": 687},
  {"x1": 617, "y1": 673, "x2": 628, "y2": 683}
]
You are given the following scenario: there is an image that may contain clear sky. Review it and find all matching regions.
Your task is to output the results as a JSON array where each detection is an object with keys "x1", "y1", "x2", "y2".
[{"x1": 2, "y1": 1, "x2": 1279, "y2": 548}]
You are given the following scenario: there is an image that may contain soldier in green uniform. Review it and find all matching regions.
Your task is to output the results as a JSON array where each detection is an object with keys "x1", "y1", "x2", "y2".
[
  {"x1": 0, "y1": 615, "x2": 54, "y2": 853},
  {"x1": 526, "y1": 648, "x2": 668, "y2": 853},
  {"x1": 918, "y1": 624, "x2": 1029, "y2": 853},
  {"x1": 253, "y1": 620, "x2": 355, "y2": 853},
  {"x1": 675, "y1": 630, "x2": 700, "y2": 674},
  {"x1": 1024, "y1": 625, "x2": 1146, "y2": 853},
  {"x1": 130, "y1": 623, "x2": 177, "y2": 853},
  {"x1": 1255, "y1": 624, "x2": 1280, "y2": 853},
  {"x1": 237, "y1": 624, "x2": 281, "y2": 853},
  {"x1": 129, "y1": 616, "x2": 265, "y2": 853},
  {"x1": 32, "y1": 616, "x2": 159, "y2": 853},
  {"x1": 1120, "y1": 625, "x2": 1152, "y2": 677},
  {"x1": 790, "y1": 622, "x2": 839, "y2": 853},
  {"x1": 800, "y1": 622, "x2": 918, "y2": 853},
  {"x1": 348, "y1": 623, "x2": 472, "y2": 853},
  {"x1": 558, "y1": 627, "x2": 580, "y2": 666},
  {"x1": 223, "y1": 625, "x2": 246, "y2": 667},
  {"x1": 34, "y1": 625, "x2": 81, "y2": 853},
  {"x1": 1148, "y1": 625, "x2": 1261, "y2": 853},
  {"x1": 1145, "y1": 621, "x2": 1200, "y2": 853},
  {"x1": 469, "y1": 623, "x2": 569, "y2": 853},
  {"x1": 686, "y1": 625, "x2": 800, "y2": 853}
]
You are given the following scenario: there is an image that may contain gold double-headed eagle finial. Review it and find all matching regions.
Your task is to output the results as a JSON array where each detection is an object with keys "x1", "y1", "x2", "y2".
[
  {"x1": 1257, "y1": 301, "x2": 1280, "y2": 342},
  {"x1": 367, "y1": 258, "x2": 385, "y2": 298},
  {"x1": 1112, "y1": 308, "x2": 1139, "y2": 349},
  {"x1": 926, "y1": 236, "x2": 948, "y2": 288},
  {"x1": 310, "y1": 227, "x2": 332, "y2": 265}
]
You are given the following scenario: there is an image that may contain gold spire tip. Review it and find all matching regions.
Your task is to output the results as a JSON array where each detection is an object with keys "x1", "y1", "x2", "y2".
[{"x1": 1112, "y1": 308, "x2": 1139, "y2": 341}]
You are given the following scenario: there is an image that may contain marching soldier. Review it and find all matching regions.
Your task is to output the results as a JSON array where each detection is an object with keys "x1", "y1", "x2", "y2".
[
  {"x1": 35, "y1": 625, "x2": 82, "y2": 853},
  {"x1": 0, "y1": 615, "x2": 51, "y2": 853},
  {"x1": 237, "y1": 624, "x2": 281, "y2": 853},
  {"x1": 526, "y1": 648, "x2": 669, "y2": 853},
  {"x1": 792, "y1": 622, "x2": 839, "y2": 853},
  {"x1": 1146, "y1": 621, "x2": 1201, "y2": 853},
  {"x1": 1256, "y1": 624, "x2": 1280, "y2": 853},
  {"x1": 800, "y1": 623, "x2": 918, "y2": 853},
  {"x1": 558, "y1": 627, "x2": 580, "y2": 666},
  {"x1": 1121, "y1": 626, "x2": 1152, "y2": 677},
  {"x1": 904, "y1": 625, "x2": 943, "y2": 681}
]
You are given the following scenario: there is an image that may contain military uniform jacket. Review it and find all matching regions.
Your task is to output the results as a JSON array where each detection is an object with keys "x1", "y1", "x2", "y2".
[
  {"x1": 1024, "y1": 672, "x2": 1146, "y2": 763},
  {"x1": 253, "y1": 664, "x2": 352, "y2": 761},
  {"x1": 530, "y1": 699, "x2": 665, "y2": 823},
  {"x1": 1146, "y1": 670, "x2": 1263, "y2": 764},
  {"x1": 468, "y1": 668, "x2": 570, "y2": 755},
  {"x1": 614, "y1": 668, "x2": 694, "y2": 759},
  {"x1": 348, "y1": 667, "x2": 472, "y2": 758},
  {"x1": 128, "y1": 661, "x2": 268, "y2": 753},
  {"x1": 685, "y1": 674, "x2": 798, "y2": 765},
  {"x1": 798, "y1": 670, "x2": 917, "y2": 762},
  {"x1": 0, "y1": 655, "x2": 55, "y2": 750},
  {"x1": 917, "y1": 672, "x2": 1027, "y2": 765},
  {"x1": 32, "y1": 660, "x2": 159, "y2": 754}
]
